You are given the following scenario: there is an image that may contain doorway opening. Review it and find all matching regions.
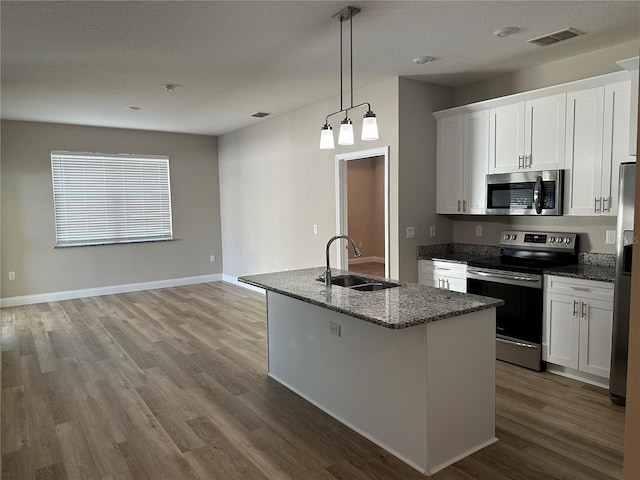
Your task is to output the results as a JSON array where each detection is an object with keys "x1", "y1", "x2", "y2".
[{"x1": 335, "y1": 146, "x2": 390, "y2": 278}]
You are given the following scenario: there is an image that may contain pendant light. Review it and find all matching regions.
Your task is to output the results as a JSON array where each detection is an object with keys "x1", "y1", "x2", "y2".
[{"x1": 319, "y1": 6, "x2": 379, "y2": 150}]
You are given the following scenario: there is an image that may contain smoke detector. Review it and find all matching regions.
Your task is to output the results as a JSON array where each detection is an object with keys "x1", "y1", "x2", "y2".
[
  {"x1": 493, "y1": 27, "x2": 519, "y2": 38},
  {"x1": 413, "y1": 56, "x2": 436, "y2": 64},
  {"x1": 251, "y1": 112, "x2": 271, "y2": 118},
  {"x1": 528, "y1": 28, "x2": 584, "y2": 47},
  {"x1": 163, "y1": 84, "x2": 181, "y2": 92}
]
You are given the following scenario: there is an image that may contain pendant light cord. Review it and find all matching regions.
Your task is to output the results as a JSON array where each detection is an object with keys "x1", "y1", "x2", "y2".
[
  {"x1": 350, "y1": 14, "x2": 353, "y2": 109},
  {"x1": 340, "y1": 19, "x2": 343, "y2": 112}
]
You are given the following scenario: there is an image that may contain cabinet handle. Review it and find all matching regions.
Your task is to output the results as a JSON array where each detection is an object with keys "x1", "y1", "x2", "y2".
[
  {"x1": 581, "y1": 301, "x2": 587, "y2": 318},
  {"x1": 463, "y1": 200, "x2": 467, "y2": 212},
  {"x1": 603, "y1": 197, "x2": 609, "y2": 213},
  {"x1": 525, "y1": 154, "x2": 532, "y2": 168},
  {"x1": 573, "y1": 300, "x2": 578, "y2": 316},
  {"x1": 457, "y1": 200, "x2": 461, "y2": 212},
  {"x1": 438, "y1": 278, "x2": 442, "y2": 288},
  {"x1": 446, "y1": 279, "x2": 450, "y2": 290},
  {"x1": 571, "y1": 286, "x2": 590, "y2": 292},
  {"x1": 594, "y1": 197, "x2": 601, "y2": 213},
  {"x1": 435, "y1": 267, "x2": 451, "y2": 271},
  {"x1": 518, "y1": 155, "x2": 524, "y2": 169}
]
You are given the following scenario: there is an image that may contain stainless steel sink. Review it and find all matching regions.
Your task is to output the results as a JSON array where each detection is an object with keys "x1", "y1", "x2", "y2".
[{"x1": 318, "y1": 274, "x2": 400, "y2": 291}]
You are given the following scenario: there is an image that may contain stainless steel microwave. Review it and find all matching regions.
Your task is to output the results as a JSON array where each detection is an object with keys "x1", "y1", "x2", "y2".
[{"x1": 486, "y1": 170, "x2": 563, "y2": 216}]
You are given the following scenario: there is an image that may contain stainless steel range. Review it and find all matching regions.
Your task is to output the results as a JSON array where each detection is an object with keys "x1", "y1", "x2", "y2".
[{"x1": 466, "y1": 231, "x2": 578, "y2": 371}]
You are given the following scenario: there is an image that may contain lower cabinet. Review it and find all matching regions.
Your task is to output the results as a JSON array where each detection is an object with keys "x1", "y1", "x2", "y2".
[
  {"x1": 418, "y1": 260, "x2": 467, "y2": 293},
  {"x1": 543, "y1": 275, "x2": 614, "y2": 379}
]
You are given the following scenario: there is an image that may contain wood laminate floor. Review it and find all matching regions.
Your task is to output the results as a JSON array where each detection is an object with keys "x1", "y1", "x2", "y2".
[{"x1": 1, "y1": 282, "x2": 625, "y2": 479}]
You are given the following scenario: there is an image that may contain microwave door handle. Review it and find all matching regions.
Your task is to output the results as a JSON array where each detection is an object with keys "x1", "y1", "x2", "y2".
[{"x1": 533, "y1": 175, "x2": 543, "y2": 214}]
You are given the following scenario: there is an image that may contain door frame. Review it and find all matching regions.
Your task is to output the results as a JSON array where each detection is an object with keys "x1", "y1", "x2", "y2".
[{"x1": 335, "y1": 146, "x2": 390, "y2": 277}]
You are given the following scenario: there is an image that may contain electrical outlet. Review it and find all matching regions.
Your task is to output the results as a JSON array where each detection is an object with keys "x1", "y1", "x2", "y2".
[
  {"x1": 8, "y1": 271, "x2": 15, "y2": 281},
  {"x1": 475, "y1": 225, "x2": 483, "y2": 237},
  {"x1": 406, "y1": 226, "x2": 416, "y2": 239},
  {"x1": 606, "y1": 230, "x2": 616, "y2": 245},
  {"x1": 210, "y1": 255, "x2": 216, "y2": 263},
  {"x1": 313, "y1": 224, "x2": 318, "y2": 235},
  {"x1": 429, "y1": 225, "x2": 436, "y2": 238},
  {"x1": 329, "y1": 321, "x2": 341, "y2": 337}
]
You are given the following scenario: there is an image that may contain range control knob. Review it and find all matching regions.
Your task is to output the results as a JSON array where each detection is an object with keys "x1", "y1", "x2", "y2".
[
  {"x1": 504, "y1": 234, "x2": 510, "y2": 240},
  {"x1": 564, "y1": 237, "x2": 571, "y2": 244},
  {"x1": 512, "y1": 234, "x2": 517, "y2": 240},
  {"x1": 549, "y1": 237, "x2": 556, "y2": 243}
]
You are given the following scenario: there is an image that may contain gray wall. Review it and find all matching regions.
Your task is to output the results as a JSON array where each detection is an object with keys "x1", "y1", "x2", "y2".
[
  {"x1": 218, "y1": 78, "x2": 401, "y2": 280},
  {"x1": 454, "y1": 40, "x2": 639, "y2": 106},
  {"x1": 449, "y1": 40, "x2": 639, "y2": 254},
  {"x1": 398, "y1": 77, "x2": 455, "y2": 281},
  {"x1": 1, "y1": 121, "x2": 222, "y2": 298}
]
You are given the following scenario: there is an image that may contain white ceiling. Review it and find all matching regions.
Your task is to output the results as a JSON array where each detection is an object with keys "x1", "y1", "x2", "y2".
[{"x1": 1, "y1": 1, "x2": 639, "y2": 136}]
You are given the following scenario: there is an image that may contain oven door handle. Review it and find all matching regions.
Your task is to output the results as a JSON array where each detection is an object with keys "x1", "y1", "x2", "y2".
[{"x1": 469, "y1": 270, "x2": 539, "y2": 283}]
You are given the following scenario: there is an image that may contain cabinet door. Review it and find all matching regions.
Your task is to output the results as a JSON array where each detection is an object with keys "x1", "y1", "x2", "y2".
[
  {"x1": 489, "y1": 103, "x2": 525, "y2": 174},
  {"x1": 525, "y1": 94, "x2": 566, "y2": 171},
  {"x1": 579, "y1": 298, "x2": 613, "y2": 378},
  {"x1": 602, "y1": 80, "x2": 635, "y2": 216},
  {"x1": 545, "y1": 292, "x2": 579, "y2": 368},
  {"x1": 436, "y1": 115, "x2": 465, "y2": 214},
  {"x1": 464, "y1": 111, "x2": 489, "y2": 214},
  {"x1": 564, "y1": 88, "x2": 605, "y2": 215}
]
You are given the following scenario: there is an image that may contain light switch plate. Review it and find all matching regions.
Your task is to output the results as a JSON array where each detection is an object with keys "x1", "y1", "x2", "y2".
[
  {"x1": 406, "y1": 226, "x2": 416, "y2": 239},
  {"x1": 475, "y1": 225, "x2": 483, "y2": 237},
  {"x1": 429, "y1": 226, "x2": 436, "y2": 238},
  {"x1": 606, "y1": 230, "x2": 616, "y2": 244}
]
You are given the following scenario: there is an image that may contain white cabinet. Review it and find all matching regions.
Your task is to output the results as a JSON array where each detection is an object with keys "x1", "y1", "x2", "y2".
[
  {"x1": 489, "y1": 94, "x2": 566, "y2": 174},
  {"x1": 418, "y1": 260, "x2": 466, "y2": 293},
  {"x1": 436, "y1": 111, "x2": 489, "y2": 214},
  {"x1": 436, "y1": 114, "x2": 464, "y2": 214},
  {"x1": 564, "y1": 81, "x2": 634, "y2": 216},
  {"x1": 617, "y1": 56, "x2": 638, "y2": 156},
  {"x1": 543, "y1": 276, "x2": 614, "y2": 379}
]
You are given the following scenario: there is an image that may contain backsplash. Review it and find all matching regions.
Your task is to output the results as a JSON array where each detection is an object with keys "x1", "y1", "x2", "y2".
[{"x1": 418, "y1": 243, "x2": 615, "y2": 266}]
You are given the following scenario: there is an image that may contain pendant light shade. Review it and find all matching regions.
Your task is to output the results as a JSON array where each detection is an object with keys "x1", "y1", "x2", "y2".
[
  {"x1": 361, "y1": 110, "x2": 379, "y2": 141},
  {"x1": 318, "y1": 6, "x2": 379, "y2": 150},
  {"x1": 338, "y1": 118, "x2": 354, "y2": 145},
  {"x1": 320, "y1": 123, "x2": 335, "y2": 149}
]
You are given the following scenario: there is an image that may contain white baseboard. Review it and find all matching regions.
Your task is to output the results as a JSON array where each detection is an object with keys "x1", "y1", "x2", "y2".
[
  {"x1": 545, "y1": 363, "x2": 609, "y2": 389},
  {"x1": 348, "y1": 256, "x2": 385, "y2": 265},
  {"x1": 0, "y1": 273, "x2": 224, "y2": 308},
  {"x1": 222, "y1": 274, "x2": 265, "y2": 294}
]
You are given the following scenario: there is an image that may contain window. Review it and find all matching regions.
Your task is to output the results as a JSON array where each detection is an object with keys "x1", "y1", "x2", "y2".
[{"x1": 51, "y1": 151, "x2": 173, "y2": 247}]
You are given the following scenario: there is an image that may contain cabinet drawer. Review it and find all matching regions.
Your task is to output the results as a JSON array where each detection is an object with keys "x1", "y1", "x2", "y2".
[
  {"x1": 545, "y1": 275, "x2": 613, "y2": 302},
  {"x1": 419, "y1": 260, "x2": 466, "y2": 279}
]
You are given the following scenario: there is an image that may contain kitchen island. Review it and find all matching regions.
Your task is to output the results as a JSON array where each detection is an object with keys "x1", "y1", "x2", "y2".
[{"x1": 238, "y1": 267, "x2": 503, "y2": 476}]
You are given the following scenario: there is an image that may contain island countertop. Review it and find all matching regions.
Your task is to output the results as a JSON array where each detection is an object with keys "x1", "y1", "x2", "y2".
[{"x1": 238, "y1": 267, "x2": 503, "y2": 329}]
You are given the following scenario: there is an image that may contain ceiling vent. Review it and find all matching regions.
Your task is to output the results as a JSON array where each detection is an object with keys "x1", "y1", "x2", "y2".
[
  {"x1": 528, "y1": 28, "x2": 584, "y2": 47},
  {"x1": 251, "y1": 112, "x2": 270, "y2": 118}
]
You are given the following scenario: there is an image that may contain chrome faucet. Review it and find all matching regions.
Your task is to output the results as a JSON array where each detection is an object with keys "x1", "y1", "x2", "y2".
[{"x1": 323, "y1": 235, "x2": 362, "y2": 287}]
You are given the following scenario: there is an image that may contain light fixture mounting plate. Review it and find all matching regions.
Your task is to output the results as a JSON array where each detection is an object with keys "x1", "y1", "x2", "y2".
[{"x1": 332, "y1": 6, "x2": 361, "y2": 22}]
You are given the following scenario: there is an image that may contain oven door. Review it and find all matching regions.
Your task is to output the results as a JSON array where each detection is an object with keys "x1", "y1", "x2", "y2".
[{"x1": 467, "y1": 267, "x2": 544, "y2": 371}]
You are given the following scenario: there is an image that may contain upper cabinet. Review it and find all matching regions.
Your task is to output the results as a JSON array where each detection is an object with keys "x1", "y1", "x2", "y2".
[
  {"x1": 436, "y1": 111, "x2": 489, "y2": 214},
  {"x1": 434, "y1": 65, "x2": 636, "y2": 217},
  {"x1": 489, "y1": 94, "x2": 566, "y2": 174},
  {"x1": 564, "y1": 81, "x2": 634, "y2": 216},
  {"x1": 616, "y1": 57, "x2": 639, "y2": 156}
]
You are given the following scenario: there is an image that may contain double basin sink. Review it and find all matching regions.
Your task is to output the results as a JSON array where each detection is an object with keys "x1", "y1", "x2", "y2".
[{"x1": 319, "y1": 274, "x2": 401, "y2": 292}]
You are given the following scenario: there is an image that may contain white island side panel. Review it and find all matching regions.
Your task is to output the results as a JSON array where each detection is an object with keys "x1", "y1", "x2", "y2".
[
  {"x1": 267, "y1": 291, "x2": 428, "y2": 471},
  {"x1": 266, "y1": 292, "x2": 497, "y2": 475}
]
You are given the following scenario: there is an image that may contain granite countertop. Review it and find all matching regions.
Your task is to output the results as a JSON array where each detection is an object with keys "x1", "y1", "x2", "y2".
[
  {"x1": 544, "y1": 264, "x2": 616, "y2": 283},
  {"x1": 238, "y1": 267, "x2": 504, "y2": 330}
]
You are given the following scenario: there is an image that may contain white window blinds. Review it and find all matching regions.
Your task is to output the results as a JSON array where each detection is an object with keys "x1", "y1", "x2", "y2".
[{"x1": 51, "y1": 151, "x2": 173, "y2": 247}]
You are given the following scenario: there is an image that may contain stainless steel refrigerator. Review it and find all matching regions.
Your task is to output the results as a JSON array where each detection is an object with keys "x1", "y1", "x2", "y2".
[{"x1": 610, "y1": 162, "x2": 636, "y2": 405}]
